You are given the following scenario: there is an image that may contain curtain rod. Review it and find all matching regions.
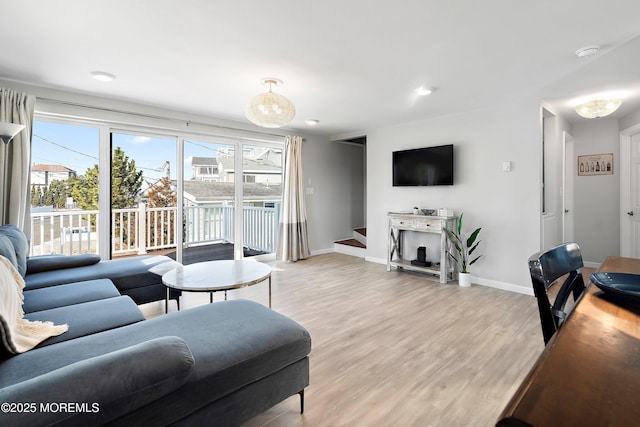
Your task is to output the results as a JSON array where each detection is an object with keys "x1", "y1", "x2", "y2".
[{"x1": 36, "y1": 97, "x2": 288, "y2": 139}]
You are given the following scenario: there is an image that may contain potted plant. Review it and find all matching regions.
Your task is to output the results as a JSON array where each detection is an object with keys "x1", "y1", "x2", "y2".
[{"x1": 444, "y1": 213, "x2": 482, "y2": 287}]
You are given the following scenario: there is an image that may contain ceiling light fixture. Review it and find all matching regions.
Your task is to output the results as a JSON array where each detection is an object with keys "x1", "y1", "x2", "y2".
[
  {"x1": 416, "y1": 87, "x2": 433, "y2": 96},
  {"x1": 245, "y1": 78, "x2": 295, "y2": 128},
  {"x1": 575, "y1": 45, "x2": 600, "y2": 59},
  {"x1": 305, "y1": 119, "x2": 319, "y2": 126},
  {"x1": 575, "y1": 98, "x2": 622, "y2": 119},
  {"x1": 91, "y1": 71, "x2": 116, "y2": 82},
  {"x1": 0, "y1": 122, "x2": 25, "y2": 144}
]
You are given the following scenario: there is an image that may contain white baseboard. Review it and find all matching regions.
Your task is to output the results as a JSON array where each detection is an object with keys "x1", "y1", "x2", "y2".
[
  {"x1": 471, "y1": 276, "x2": 534, "y2": 296},
  {"x1": 310, "y1": 247, "x2": 335, "y2": 256},
  {"x1": 316, "y1": 251, "x2": 534, "y2": 296},
  {"x1": 583, "y1": 261, "x2": 602, "y2": 269},
  {"x1": 365, "y1": 256, "x2": 387, "y2": 265}
]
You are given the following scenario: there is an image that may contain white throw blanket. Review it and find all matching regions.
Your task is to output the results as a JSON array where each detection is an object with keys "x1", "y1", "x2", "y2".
[{"x1": 0, "y1": 255, "x2": 67, "y2": 354}]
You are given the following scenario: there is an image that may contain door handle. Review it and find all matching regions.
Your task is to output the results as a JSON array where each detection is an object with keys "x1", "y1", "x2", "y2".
[
  {"x1": 628, "y1": 211, "x2": 635, "y2": 216},
  {"x1": 564, "y1": 209, "x2": 570, "y2": 213}
]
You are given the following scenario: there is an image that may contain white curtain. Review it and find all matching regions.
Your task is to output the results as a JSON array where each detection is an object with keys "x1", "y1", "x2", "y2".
[
  {"x1": 0, "y1": 88, "x2": 35, "y2": 234},
  {"x1": 276, "y1": 135, "x2": 310, "y2": 261}
]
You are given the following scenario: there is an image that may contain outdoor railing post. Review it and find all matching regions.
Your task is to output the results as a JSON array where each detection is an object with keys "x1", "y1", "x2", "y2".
[
  {"x1": 137, "y1": 202, "x2": 147, "y2": 255},
  {"x1": 274, "y1": 202, "x2": 281, "y2": 253}
]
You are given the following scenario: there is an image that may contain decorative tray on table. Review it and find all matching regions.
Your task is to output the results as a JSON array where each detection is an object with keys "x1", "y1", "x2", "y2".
[{"x1": 590, "y1": 272, "x2": 640, "y2": 302}]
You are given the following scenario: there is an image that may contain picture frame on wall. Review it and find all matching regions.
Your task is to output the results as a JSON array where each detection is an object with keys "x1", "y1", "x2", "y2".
[{"x1": 578, "y1": 153, "x2": 613, "y2": 176}]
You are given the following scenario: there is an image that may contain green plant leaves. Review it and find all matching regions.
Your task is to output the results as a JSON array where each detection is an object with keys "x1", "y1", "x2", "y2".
[{"x1": 444, "y1": 213, "x2": 482, "y2": 274}]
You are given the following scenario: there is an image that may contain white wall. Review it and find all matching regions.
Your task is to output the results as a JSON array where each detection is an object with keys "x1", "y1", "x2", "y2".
[
  {"x1": 571, "y1": 119, "x2": 620, "y2": 264},
  {"x1": 365, "y1": 98, "x2": 542, "y2": 294},
  {"x1": 302, "y1": 138, "x2": 365, "y2": 252}
]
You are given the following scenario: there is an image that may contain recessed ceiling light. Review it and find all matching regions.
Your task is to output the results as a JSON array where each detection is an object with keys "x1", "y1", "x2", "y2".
[
  {"x1": 575, "y1": 45, "x2": 600, "y2": 58},
  {"x1": 416, "y1": 87, "x2": 433, "y2": 96},
  {"x1": 91, "y1": 71, "x2": 116, "y2": 82},
  {"x1": 305, "y1": 119, "x2": 319, "y2": 125}
]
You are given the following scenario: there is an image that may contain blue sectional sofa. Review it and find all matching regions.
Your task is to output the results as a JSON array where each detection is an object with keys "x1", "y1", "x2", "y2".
[{"x1": 0, "y1": 225, "x2": 311, "y2": 426}]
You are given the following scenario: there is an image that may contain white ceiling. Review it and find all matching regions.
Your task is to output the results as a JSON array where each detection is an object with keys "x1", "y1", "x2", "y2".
[{"x1": 2, "y1": 0, "x2": 640, "y2": 137}]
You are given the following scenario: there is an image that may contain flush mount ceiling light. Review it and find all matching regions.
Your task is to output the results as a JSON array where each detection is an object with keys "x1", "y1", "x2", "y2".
[
  {"x1": 416, "y1": 86, "x2": 434, "y2": 96},
  {"x1": 91, "y1": 71, "x2": 116, "y2": 82},
  {"x1": 305, "y1": 119, "x2": 319, "y2": 126},
  {"x1": 245, "y1": 78, "x2": 296, "y2": 128},
  {"x1": 575, "y1": 98, "x2": 622, "y2": 119},
  {"x1": 0, "y1": 122, "x2": 25, "y2": 144},
  {"x1": 575, "y1": 45, "x2": 600, "y2": 59}
]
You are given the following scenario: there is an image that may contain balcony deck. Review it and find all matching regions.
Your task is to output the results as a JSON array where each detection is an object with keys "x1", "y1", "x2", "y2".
[{"x1": 146, "y1": 242, "x2": 266, "y2": 265}]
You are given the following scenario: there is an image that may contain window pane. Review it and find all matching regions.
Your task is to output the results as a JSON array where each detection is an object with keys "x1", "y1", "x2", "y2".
[
  {"x1": 183, "y1": 140, "x2": 236, "y2": 262},
  {"x1": 30, "y1": 120, "x2": 99, "y2": 255},
  {"x1": 242, "y1": 145, "x2": 282, "y2": 255},
  {"x1": 110, "y1": 133, "x2": 177, "y2": 258}
]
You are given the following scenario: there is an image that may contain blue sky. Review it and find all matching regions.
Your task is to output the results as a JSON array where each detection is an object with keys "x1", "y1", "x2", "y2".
[{"x1": 32, "y1": 121, "x2": 228, "y2": 183}]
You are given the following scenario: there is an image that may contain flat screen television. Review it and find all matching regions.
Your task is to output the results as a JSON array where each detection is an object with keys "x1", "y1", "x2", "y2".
[{"x1": 392, "y1": 144, "x2": 454, "y2": 186}]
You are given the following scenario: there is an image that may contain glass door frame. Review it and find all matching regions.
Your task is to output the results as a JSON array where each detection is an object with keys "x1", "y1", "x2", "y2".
[{"x1": 34, "y1": 111, "x2": 283, "y2": 262}]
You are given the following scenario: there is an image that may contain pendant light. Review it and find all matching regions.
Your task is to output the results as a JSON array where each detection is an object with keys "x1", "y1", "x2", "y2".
[{"x1": 245, "y1": 78, "x2": 295, "y2": 128}]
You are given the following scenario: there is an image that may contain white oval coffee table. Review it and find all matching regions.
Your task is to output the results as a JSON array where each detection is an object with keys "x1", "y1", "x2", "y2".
[{"x1": 162, "y1": 260, "x2": 272, "y2": 312}]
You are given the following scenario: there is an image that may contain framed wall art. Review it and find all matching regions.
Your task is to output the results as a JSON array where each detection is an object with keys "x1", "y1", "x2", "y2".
[{"x1": 578, "y1": 153, "x2": 613, "y2": 176}]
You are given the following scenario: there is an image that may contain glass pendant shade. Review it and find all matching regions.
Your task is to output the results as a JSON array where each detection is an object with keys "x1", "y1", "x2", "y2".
[
  {"x1": 575, "y1": 99, "x2": 622, "y2": 119},
  {"x1": 245, "y1": 80, "x2": 296, "y2": 128},
  {"x1": 0, "y1": 122, "x2": 25, "y2": 144}
]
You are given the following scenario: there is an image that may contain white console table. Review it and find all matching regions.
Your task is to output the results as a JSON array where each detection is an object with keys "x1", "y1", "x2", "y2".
[{"x1": 386, "y1": 213, "x2": 457, "y2": 283}]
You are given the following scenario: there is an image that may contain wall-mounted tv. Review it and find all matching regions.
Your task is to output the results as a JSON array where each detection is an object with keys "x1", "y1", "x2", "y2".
[{"x1": 392, "y1": 144, "x2": 454, "y2": 186}]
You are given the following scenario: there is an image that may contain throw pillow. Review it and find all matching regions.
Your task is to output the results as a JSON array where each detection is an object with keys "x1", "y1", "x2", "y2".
[
  {"x1": 0, "y1": 225, "x2": 29, "y2": 277},
  {"x1": 26, "y1": 254, "x2": 101, "y2": 275}
]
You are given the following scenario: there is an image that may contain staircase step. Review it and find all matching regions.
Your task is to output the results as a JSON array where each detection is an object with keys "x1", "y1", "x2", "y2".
[
  {"x1": 334, "y1": 238, "x2": 366, "y2": 258},
  {"x1": 334, "y1": 238, "x2": 366, "y2": 249},
  {"x1": 353, "y1": 227, "x2": 367, "y2": 246}
]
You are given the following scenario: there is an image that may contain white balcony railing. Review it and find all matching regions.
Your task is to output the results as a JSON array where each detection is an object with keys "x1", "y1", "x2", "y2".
[{"x1": 29, "y1": 204, "x2": 280, "y2": 257}]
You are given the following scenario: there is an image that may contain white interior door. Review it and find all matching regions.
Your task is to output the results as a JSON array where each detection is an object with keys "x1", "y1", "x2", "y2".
[
  {"x1": 562, "y1": 132, "x2": 575, "y2": 242},
  {"x1": 628, "y1": 133, "x2": 640, "y2": 257}
]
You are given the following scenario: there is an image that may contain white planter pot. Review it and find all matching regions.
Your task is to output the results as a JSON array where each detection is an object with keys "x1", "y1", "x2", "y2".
[{"x1": 458, "y1": 272, "x2": 472, "y2": 287}]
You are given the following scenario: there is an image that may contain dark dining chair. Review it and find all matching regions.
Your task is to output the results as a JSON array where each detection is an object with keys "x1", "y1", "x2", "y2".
[{"x1": 528, "y1": 242, "x2": 586, "y2": 345}]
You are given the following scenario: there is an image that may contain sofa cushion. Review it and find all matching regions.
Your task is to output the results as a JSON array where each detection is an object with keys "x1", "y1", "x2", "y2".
[
  {"x1": 0, "y1": 224, "x2": 28, "y2": 276},
  {"x1": 26, "y1": 254, "x2": 101, "y2": 275},
  {"x1": 24, "y1": 255, "x2": 179, "y2": 292},
  {"x1": 24, "y1": 296, "x2": 145, "y2": 346},
  {"x1": 0, "y1": 235, "x2": 18, "y2": 271},
  {"x1": 22, "y1": 279, "x2": 120, "y2": 314},
  {"x1": 0, "y1": 336, "x2": 195, "y2": 426}
]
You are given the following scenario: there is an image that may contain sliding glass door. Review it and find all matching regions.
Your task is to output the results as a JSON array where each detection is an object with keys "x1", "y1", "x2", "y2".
[
  {"x1": 30, "y1": 117, "x2": 282, "y2": 263},
  {"x1": 30, "y1": 120, "x2": 100, "y2": 256},
  {"x1": 242, "y1": 144, "x2": 282, "y2": 256},
  {"x1": 110, "y1": 132, "x2": 177, "y2": 259},
  {"x1": 182, "y1": 138, "x2": 236, "y2": 263}
]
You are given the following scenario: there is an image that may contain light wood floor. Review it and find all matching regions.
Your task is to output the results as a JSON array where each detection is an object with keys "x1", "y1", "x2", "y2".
[{"x1": 141, "y1": 253, "x2": 545, "y2": 427}]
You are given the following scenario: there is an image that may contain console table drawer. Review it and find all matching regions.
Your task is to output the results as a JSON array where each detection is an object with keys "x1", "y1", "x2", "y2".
[
  {"x1": 415, "y1": 220, "x2": 442, "y2": 231},
  {"x1": 391, "y1": 218, "x2": 415, "y2": 228}
]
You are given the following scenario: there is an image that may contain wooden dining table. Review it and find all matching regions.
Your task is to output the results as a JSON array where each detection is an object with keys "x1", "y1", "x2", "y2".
[{"x1": 497, "y1": 256, "x2": 640, "y2": 426}]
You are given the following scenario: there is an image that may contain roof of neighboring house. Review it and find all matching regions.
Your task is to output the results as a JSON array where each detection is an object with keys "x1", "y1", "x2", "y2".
[
  {"x1": 31, "y1": 164, "x2": 76, "y2": 173},
  {"x1": 183, "y1": 180, "x2": 281, "y2": 203},
  {"x1": 219, "y1": 156, "x2": 281, "y2": 173},
  {"x1": 191, "y1": 156, "x2": 217, "y2": 166}
]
